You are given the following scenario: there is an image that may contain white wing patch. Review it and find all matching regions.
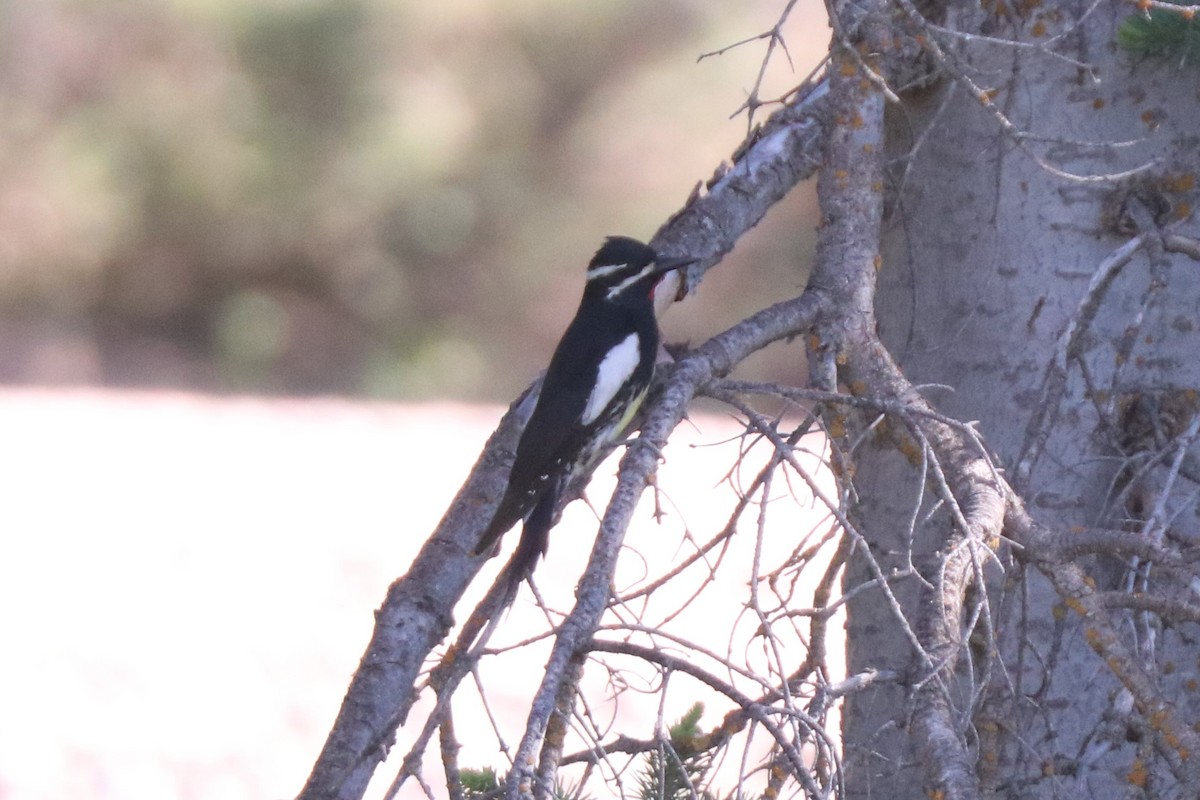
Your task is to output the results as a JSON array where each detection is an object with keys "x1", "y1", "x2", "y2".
[{"x1": 581, "y1": 333, "x2": 640, "y2": 425}]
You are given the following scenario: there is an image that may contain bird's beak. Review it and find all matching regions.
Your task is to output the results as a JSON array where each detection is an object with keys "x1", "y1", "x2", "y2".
[
  {"x1": 647, "y1": 254, "x2": 698, "y2": 311},
  {"x1": 647, "y1": 254, "x2": 698, "y2": 279}
]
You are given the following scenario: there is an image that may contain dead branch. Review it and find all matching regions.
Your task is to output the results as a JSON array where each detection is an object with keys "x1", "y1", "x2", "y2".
[{"x1": 296, "y1": 80, "x2": 833, "y2": 800}]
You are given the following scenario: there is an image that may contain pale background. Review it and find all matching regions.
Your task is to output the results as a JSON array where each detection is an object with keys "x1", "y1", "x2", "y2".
[
  {"x1": 0, "y1": 1, "x2": 834, "y2": 797},
  {"x1": 0, "y1": 389, "x2": 836, "y2": 800}
]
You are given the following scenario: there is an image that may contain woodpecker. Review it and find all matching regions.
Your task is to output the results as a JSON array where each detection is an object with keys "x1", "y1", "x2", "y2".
[{"x1": 474, "y1": 236, "x2": 696, "y2": 576}]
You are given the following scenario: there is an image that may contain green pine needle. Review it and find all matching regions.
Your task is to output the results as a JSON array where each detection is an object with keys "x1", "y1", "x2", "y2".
[
  {"x1": 637, "y1": 703, "x2": 716, "y2": 800},
  {"x1": 459, "y1": 768, "x2": 592, "y2": 800},
  {"x1": 1118, "y1": 4, "x2": 1200, "y2": 67},
  {"x1": 460, "y1": 767, "x2": 500, "y2": 796},
  {"x1": 668, "y1": 702, "x2": 706, "y2": 749}
]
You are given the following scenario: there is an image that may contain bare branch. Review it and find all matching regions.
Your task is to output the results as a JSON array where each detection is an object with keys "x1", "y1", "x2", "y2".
[
  {"x1": 297, "y1": 76, "x2": 834, "y2": 800},
  {"x1": 589, "y1": 639, "x2": 828, "y2": 798},
  {"x1": 698, "y1": 0, "x2": 806, "y2": 126},
  {"x1": 1014, "y1": 234, "x2": 1149, "y2": 491},
  {"x1": 1008, "y1": 505, "x2": 1200, "y2": 787},
  {"x1": 891, "y1": 0, "x2": 1157, "y2": 183},
  {"x1": 505, "y1": 290, "x2": 829, "y2": 796}
]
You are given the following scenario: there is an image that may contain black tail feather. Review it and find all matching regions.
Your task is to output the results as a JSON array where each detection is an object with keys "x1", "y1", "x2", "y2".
[
  {"x1": 473, "y1": 498, "x2": 525, "y2": 556},
  {"x1": 510, "y1": 487, "x2": 555, "y2": 575}
]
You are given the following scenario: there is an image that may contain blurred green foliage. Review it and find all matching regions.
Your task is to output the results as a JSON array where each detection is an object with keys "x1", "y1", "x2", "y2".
[
  {"x1": 0, "y1": 0, "x2": 821, "y2": 398},
  {"x1": 458, "y1": 766, "x2": 593, "y2": 800},
  {"x1": 1118, "y1": 3, "x2": 1200, "y2": 68},
  {"x1": 636, "y1": 702, "x2": 715, "y2": 800}
]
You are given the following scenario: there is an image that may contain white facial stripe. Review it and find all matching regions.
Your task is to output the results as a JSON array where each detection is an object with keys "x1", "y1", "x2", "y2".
[
  {"x1": 586, "y1": 262, "x2": 628, "y2": 281},
  {"x1": 605, "y1": 266, "x2": 656, "y2": 299},
  {"x1": 581, "y1": 333, "x2": 640, "y2": 425}
]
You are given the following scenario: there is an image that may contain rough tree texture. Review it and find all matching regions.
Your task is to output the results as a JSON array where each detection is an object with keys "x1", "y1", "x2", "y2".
[
  {"x1": 297, "y1": 0, "x2": 1200, "y2": 797},
  {"x1": 844, "y1": 0, "x2": 1200, "y2": 797},
  {"x1": 296, "y1": 87, "x2": 831, "y2": 800}
]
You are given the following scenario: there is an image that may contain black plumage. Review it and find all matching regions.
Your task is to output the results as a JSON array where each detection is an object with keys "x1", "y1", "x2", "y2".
[{"x1": 474, "y1": 236, "x2": 695, "y2": 577}]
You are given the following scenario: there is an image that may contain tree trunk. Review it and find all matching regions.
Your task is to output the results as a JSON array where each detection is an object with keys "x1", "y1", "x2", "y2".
[
  {"x1": 843, "y1": 0, "x2": 1200, "y2": 796},
  {"x1": 297, "y1": 3, "x2": 1200, "y2": 797}
]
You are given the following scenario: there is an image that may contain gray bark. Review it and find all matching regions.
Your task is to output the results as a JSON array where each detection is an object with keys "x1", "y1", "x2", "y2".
[
  {"x1": 844, "y1": 0, "x2": 1200, "y2": 796},
  {"x1": 296, "y1": 88, "x2": 831, "y2": 800},
  {"x1": 297, "y1": 1, "x2": 1200, "y2": 798}
]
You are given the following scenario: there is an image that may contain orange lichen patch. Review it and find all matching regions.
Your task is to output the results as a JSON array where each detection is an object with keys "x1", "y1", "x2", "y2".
[
  {"x1": 1093, "y1": 98, "x2": 1106, "y2": 109},
  {"x1": 873, "y1": 254, "x2": 883, "y2": 271},
  {"x1": 1126, "y1": 759, "x2": 1149, "y2": 787},
  {"x1": 826, "y1": 415, "x2": 847, "y2": 439},
  {"x1": 1182, "y1": 7, "x2": 1195, "y2": 20},
  {"x1": 850, "y1": 112, "x2": 865, "y2": 129},
  {"x1": 978, "y1": 88, "x2": 999, "y2": 103},
  {"x1": 1031, "y1": 20, "x2": 1047, "y2": 36},
  {"x1": 1084, "y1": 627, "x2": 1102, "y2": 650},
  {"x1": 836, "y1": 459, "x2": 857, "y2": 480},
  {"x1": 840, "y1": 59, "x2": 858, "y2": 77},
  {"x1": 1176, "y1": 201, "x2": 1193, "y2": 220},
  {"x1": 717, "y1": 713, "x2": 747, "y2": 737},
  {"x1": 1137, "y1": 0, "x2": 1151, "y2": 10},
  {"x1": 1052, "y1": 603, "x2": 1068, "y2": 620},
  {"x1": 1163, "y1": 172, "x2": 1196, "y2": 192},
  {"x1": 1066, "y1": 596, "x2": 1086, "y2": 615},
  {"x1": 897, "y1": 435, "x2": 924, "y2": 466}
]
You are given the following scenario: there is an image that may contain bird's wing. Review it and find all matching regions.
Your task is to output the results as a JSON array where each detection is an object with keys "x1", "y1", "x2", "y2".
[
  {"x1": 475, "y1": 307, "x2": 649, "y2": 555},
  {"x1": 474, "y1": 357, "x2": 591, "y2": 553}
]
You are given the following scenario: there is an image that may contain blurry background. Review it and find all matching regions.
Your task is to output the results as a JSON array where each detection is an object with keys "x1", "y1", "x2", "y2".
[
  {"x1": 0, "y1": 0, "x2": 825, "y2": 401},
  {"x1": 0, "y1": 2, "x2": 831, "y2": 799}
]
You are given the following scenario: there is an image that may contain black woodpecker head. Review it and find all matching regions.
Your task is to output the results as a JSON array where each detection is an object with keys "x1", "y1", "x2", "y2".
[{"x1": 583, "y1": 236, "x2": 697, "y2": 304}]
